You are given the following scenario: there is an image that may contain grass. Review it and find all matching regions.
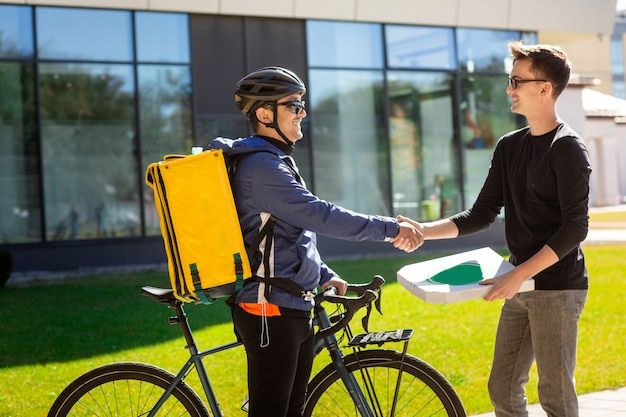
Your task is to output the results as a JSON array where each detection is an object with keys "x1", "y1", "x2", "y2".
[
  {"x1": 588, "y1": 210, "x2": 626, "y2": 227},
  {"x1": 1, "y1": 245, "x2": 625, "y2": 416}
]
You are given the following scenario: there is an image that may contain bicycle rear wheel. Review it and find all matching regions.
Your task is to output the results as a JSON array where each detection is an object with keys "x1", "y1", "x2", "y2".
[
  {"x1": 47, "y1": 362, "x2": 209, "y2": 417},
  {"x1": 304, "y1": 349, "x2": 466, "y2": 417}
]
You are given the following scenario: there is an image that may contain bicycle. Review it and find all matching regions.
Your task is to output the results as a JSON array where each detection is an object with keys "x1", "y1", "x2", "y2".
[{"x1": 47, "y1": 275, "x2": 466, "y2": 417}]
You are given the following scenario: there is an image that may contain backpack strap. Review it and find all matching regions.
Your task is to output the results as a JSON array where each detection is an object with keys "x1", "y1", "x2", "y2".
[
  {"x1": 246, "y1": 215, "x2": 312, "y2": 300},
  {"x1": 228, "y1": 150, "x2": 312, "y2": 300}
]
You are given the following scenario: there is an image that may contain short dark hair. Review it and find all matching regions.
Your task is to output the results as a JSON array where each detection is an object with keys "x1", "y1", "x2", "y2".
[
  {"x1": 248, "y1": 102, "x2": 273, "y2": 133},
  {"x1": 508, "y1": 40, "x2": 571, "y2": 98}
]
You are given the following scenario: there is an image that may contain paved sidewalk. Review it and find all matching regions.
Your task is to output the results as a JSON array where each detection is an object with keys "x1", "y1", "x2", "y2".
[
  {"x1": 471, "y1": 386, "x2": 626, "y2": 416},
  {"x1": 584, "y1": 228, "x2": 626, "y2": 244},
  {"x1": 585, "y1": 204, "x2": 626, "y2": 245}
]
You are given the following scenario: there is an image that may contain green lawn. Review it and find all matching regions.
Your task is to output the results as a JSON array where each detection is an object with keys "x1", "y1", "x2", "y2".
[
  {"x1": 1, "y1": 245, "x2": 625, "y2": 416},
  {"x1": 589, "y1": 209, "x2": 626, "y2": 225}
]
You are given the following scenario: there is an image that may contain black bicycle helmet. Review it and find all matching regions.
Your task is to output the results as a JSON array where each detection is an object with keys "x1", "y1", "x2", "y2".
[{"x1": 235, "y1": 66, "x2": 306, "y2": 117}]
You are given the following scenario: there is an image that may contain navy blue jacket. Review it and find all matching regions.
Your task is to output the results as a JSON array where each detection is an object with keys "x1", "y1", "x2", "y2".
[{"x1": 208, "y1": 136, "x2": 400, "y2": 310}]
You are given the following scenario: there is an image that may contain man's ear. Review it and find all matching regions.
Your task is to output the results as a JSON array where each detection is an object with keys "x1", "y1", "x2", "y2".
[
  {"x1": 541, "y1": 81, "x2": 552, "y2": 96},
  {"x1": 255, "y1": 106, "x2": 273, "y2": 124}
]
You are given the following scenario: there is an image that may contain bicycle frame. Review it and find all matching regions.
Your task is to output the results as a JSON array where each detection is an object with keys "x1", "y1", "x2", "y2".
[
  {"x1": 147, "y1": 295, "x2": 396, "y2": 417},
  {"x1": 50, "y1": 281, "x2": 465, "y2": 417},
  {"x1": 147, "y1": 300, "x2": 241, "y2": 417}
]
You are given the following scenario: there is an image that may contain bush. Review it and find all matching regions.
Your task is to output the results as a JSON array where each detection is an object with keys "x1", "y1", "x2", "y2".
[{"x1": 0, "y1": 250, "x2": 14, "y2": 287}]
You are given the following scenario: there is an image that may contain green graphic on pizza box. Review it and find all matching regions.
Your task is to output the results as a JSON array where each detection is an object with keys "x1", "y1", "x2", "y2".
[{"x1": 397, "y1": 247, "x2": 534, "y2": 304}]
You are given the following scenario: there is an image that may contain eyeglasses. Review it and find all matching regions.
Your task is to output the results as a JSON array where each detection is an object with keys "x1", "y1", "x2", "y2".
[
  {"x1": 507, "y1": 77, "x2": 546, "y2": 90},
  {"x1": 277, "y1": 100, "x2": 306, "y2": 115}
]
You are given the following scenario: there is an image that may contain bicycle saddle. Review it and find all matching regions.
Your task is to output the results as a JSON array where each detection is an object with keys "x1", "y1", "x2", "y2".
[{"x1": 141, "y1": 286, "x2": 178, "y2": 304}]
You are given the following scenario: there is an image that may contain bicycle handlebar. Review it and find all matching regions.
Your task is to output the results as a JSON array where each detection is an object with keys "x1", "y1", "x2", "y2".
[
  {"x1": 345, "y1": 274, "x2": 385, "y2": 297},
  {"x1": 314, "y1": 275, "x2": 385, "y2": 339}
]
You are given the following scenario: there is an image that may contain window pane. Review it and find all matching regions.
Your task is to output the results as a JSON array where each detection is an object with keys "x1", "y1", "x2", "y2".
[
  {"x1": 139, "y1": 65, "x2": 193, "y2": 235},
  {"x1": 36, "y1": 7, "x2": 132, "y2": 61},
  {"x1": 136, "y1": 12, "x2": 190, "y2": 63},
  {"x1": 460, "y1": 75, "x2": 525, "y2": 207},
  {"x1": 388, "y1": 71, "x2": 460, "y2": 220},
  {"x1": 307, "y1": 21, "x2": 383, "y2": 68},
  {"x1": 0, "y1": 63, "x2": 41, "y2": 243},
  {"x1": 309, "y1": 69, "x2": 390, "y2": 214},
  {"x1": 386, "y1": 26, "x2": 455, "y2": 70},
  {"x1": 521, "y1": 32, "x2": 538, "y2": 45},
  {"x1": 456, "y1": 28, "x2": 521, "y2": 73},
  {"x1": 611, "y1": 38, "x2": 625, "y2": 75},
  {"x1": 613, "y1": 79, "x2": 625, "y2": 99},
  {"x1": 0, "y1": 5, "x2": 33, "y2": 58},
  {"x1": 39, "y1": 63, "x2": 138, "y2": 240}
]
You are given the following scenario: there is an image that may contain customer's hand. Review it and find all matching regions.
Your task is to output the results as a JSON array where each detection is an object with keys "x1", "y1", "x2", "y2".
[
  {"x1": 480, "y1": 270, "x2": 528, "y2": 301},
  {"x1": 396, "y1": 215, "x2": 420, "y2": 229}
]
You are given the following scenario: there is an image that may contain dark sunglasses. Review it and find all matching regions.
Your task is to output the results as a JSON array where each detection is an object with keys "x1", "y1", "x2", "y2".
[
  {"x1": 277, "y1": 100, "x2": 306, "y2": 115},
  {"x1": 507, "y1": 77, "x2": 546, "y2": 90}
]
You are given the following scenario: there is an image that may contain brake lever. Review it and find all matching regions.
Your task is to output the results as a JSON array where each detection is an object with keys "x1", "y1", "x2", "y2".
[
  {"x1": 347, "y1": 275, "x2": 385, "y2": 297},
  {"x1": 349, "y1": 275, "x2": 384, "y2": 321}
]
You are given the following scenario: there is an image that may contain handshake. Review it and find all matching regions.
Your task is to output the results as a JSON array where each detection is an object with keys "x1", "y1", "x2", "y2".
[{"x1": 389, "y1": 215, "x2": 424, "y2": 253}]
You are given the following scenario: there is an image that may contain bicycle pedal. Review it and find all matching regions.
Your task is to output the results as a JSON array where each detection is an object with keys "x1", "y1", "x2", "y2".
[{"x1": 348, "y1": 329, "x2": 413, "y2": 346}]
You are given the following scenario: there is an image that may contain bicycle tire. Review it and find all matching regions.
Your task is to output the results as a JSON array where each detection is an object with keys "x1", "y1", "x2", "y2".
[
  {"x1": 304, "y1": 349, "x2": 466, "y2": 417},
  {"x1": 47, "y1": 362, "x2": 210, "y2": 417}
]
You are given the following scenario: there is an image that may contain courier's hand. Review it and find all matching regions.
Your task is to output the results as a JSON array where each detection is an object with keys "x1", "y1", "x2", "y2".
[
  {"x1": 322, "y1": 276, "x2": 348, "y2": 296},
  {"x1": 391, "y1": 222, "x2": 424, "y2": 253}
]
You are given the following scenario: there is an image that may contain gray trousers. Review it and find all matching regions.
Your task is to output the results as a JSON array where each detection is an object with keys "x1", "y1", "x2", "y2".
[{"x1": 488, "y1": 289, "x2": 588, "y2": 417}]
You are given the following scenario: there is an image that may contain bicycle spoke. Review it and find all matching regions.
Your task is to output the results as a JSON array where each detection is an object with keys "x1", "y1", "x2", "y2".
[
  {"x1": 48, "y1": 363, "x2": 208, "y2": 417},
  {"x1": 305, "y1": 350, "x2": 465, "y2": 417}
]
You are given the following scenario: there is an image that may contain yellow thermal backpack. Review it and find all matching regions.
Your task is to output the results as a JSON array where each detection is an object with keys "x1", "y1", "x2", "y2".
[
  {"x1": 145, "y1": 149, "x2": 252, "y2": 304},
  {"x1": 146, "y1": 147, "x2": 308, "y2": 305}
]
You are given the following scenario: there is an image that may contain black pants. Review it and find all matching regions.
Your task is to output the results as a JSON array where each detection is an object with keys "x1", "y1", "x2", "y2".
[{"x1": 233, "y1": 304, "x2": 315, "y2": 417}]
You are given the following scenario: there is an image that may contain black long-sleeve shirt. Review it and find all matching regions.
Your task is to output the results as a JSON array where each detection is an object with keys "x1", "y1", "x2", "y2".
[{"x1": 452, "y1": 123, "x2": 591, "y2": 290}]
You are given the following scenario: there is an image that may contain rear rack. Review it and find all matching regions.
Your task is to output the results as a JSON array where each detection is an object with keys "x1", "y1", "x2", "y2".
[{"x1": 349, "y1": 329, "x2": 414, "y2": 347}]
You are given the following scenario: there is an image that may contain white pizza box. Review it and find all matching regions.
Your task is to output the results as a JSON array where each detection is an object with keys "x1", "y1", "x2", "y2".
[{"x1": 397, "y1": 247, "x2": 534, "y2": 304}]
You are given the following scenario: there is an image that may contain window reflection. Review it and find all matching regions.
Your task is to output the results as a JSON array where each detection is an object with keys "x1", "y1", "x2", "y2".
[
  {"x1": 39, "y1": 63, "x2": 138, "y2": 240},
  {"x1": 386, "y1": 26, "x2": 455, "y2": 69},
  {"x1": 135, "y1": 12, "x2": 190, "y2": 63},
  {"x1": 307, "y1": 21, "x2": 383, "y2": 68},
  {"x1": 309, "y1": 69, "x2": 390, "y2": 214},
  {"x1": 36, "y1": 7, "x2": 132, "y2": 61},
  {"x1": 4, "y1": 7, "x2": 533, "y2": 248},
  {"x1": 388, "y1": 71, "x2": 459, "y2": 220},
  {"x1": 456, "y1": 28, "x2": 520, "y2": 73},
  {"x1": 138, "y1": 65, "x2": 193, "y2": 235},
  {"x1": 0, "y1": 5, "x2": 33, "y2": 58},
  {"x1": 460, "y1": 75, "x2": 523, "y2": 207},
  {"x1": 0, "y1": 63, "x2": 41, "y2": 243}
]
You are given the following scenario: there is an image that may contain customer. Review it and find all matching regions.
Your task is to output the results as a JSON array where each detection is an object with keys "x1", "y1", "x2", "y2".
[
  {"x1": 400, "y1": 41, "x2": 591, "y2": 417},
  {"x1": 208, "y1": 66, "x2": 422, "y2": 417}
]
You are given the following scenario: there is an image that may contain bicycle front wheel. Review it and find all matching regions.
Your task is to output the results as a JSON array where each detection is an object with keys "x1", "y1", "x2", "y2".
[
  {"x1": 305, "y1": 349, "x2": 466, "y2": 417},
  {"x1": 47, "y1": 362, "x2": 209, "y2": 417}
]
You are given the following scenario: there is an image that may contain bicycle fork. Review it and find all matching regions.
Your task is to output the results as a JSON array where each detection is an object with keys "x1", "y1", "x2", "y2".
[
  {"x1": 324, "y1": 338, "x2": 377, "y2": 417},
  {"x1": 315, "y1": 314, "x2": 408, "y2": 417}
]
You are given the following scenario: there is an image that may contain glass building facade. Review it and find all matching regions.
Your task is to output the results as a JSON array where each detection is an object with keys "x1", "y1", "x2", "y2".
[{"x1": 0, "y1": 4, "x2": 535, "y2": 270}]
